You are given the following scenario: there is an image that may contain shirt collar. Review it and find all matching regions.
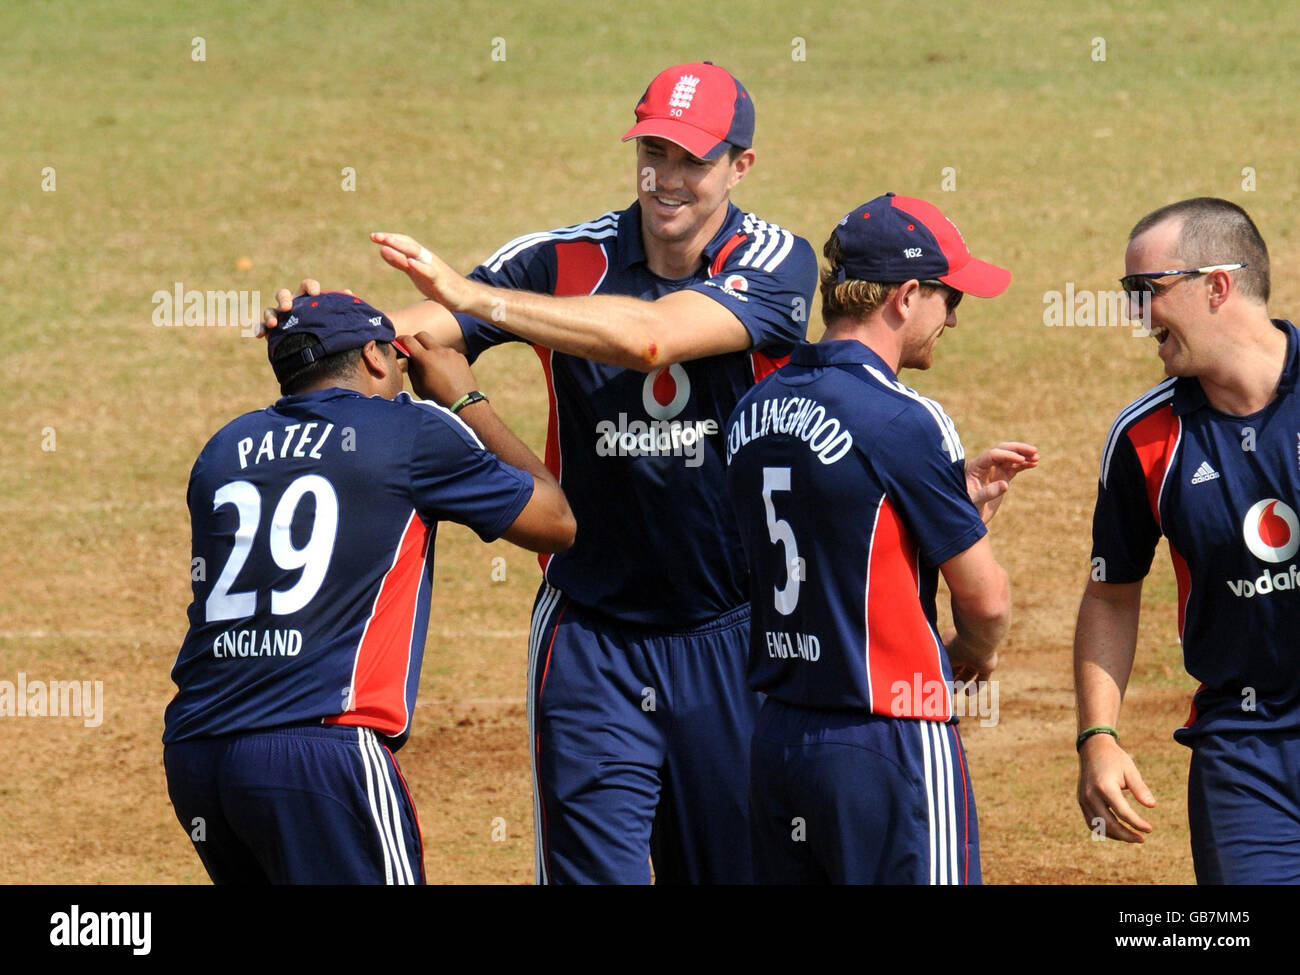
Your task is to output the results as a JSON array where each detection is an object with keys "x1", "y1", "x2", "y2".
[
  {"x1": 790, "y1": 339, "x2": 895, "y2": 377},
  {"x1": 614, "y1": 201, "x2": 745, "y2": 273},
  {"x1": 1173, "y1": 319, "x2": 1298, "y2": 415},
  {"x1": 614, "y1": 202, "x2": 647, "y2": 269},
  {"x1": 272, "y1": 386, "x2": 365, "y2": 408}
]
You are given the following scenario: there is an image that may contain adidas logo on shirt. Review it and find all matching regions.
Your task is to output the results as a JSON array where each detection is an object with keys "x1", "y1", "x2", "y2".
[{"x1": 1191, "y1": 461, "x2": 1220, "y2": 484}]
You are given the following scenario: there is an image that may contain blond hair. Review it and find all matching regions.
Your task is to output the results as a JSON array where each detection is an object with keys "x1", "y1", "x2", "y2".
[{"x1": 820, "y1": 231, "x2": 945, "y2": 324}]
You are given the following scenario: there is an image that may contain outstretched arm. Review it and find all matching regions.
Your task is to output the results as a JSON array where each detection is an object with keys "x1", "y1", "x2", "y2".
[
  {"x1": 372, "y1": 232, "x2": 751, "y2": 371},
  {"x1": 389, "y1": 300, "x2": 467, "y2": 354},
  {"x1": 263, "y1": 279, "x2": 468, "y2": 353}
]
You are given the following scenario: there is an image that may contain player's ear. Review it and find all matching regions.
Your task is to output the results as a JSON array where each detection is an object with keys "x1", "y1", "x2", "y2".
[
  {"x1": 892, "y1": 280, "x2": 922, "y2": 318},
  {"x1": 359, "y1": 340, "x2": 388, "y2": 377},
  {"x1": 1206, "y1": 268, "x2": 1234, "y2": 309},
  {"x1": 727, "y1": 148, "x2": 756, "y2": 189}
]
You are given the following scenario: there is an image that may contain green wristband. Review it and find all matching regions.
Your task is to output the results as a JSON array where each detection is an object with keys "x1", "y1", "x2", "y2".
[
  {"x1": 449, "y1": 390, "x2": 488, "y2": 414},
  {"x1": 1076, "y1": 725, "x2": 1119, "y2": 751}
]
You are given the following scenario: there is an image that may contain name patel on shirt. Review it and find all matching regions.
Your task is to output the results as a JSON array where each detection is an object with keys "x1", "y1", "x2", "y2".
[
  {"x1": 727, "y1": 395, "x2": 853, "y2": 466},
  {"x1": 235, "y1": 423, "x2": 335, "y2": 469}
]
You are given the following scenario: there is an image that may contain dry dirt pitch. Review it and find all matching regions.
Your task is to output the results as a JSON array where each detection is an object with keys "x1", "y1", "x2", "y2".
[{"x1": 3, "y1": 0, "x2": 1298, "y2": 885}]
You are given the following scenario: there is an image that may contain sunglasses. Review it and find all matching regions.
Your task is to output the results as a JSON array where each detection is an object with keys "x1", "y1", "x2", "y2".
[
  {"x1": 919, "y1": 279, "x2": 963, "y2": 313},
  {"x1": 1118, "y1": 263, "x2": 1247, "y2": 298}
]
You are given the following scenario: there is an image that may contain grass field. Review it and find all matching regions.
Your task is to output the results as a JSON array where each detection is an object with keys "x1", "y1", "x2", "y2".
[{"x1": 3, "y1": 0, "x2": 1299, "y2": 884}]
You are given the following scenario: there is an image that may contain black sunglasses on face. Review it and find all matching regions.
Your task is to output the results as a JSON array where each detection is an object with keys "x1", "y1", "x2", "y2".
[
  {"x1": 1118, "y1": 263, "x2": 1247, "y2": 297},
  {"x1": 919, "y1": 279, "x2": 963, "y2": 313}
]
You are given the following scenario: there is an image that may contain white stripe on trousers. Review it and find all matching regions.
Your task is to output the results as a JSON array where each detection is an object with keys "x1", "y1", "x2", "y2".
[
  {"x1": 357, "y1": 727, "x2": 416, "y2": 885},
  {"x1": 938, "y1": 722, "x2": 958, "y2": 883},
  {"x1": 527, "y1": 583, "x2": 563, "y2": 885},
  {"x1": 919, "y1": 722, "x2": 962, "y2": 885}
]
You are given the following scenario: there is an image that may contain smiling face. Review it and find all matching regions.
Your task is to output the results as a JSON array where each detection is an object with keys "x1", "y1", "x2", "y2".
[
  {"x1": 1125, "y1": 218, "x2": 1213, "y2": 377},
  {"x1": 898, "y1": 283, "x2": 958, "y2": 371},
  {"x1": 635, "y1": 136, "x2": 753, "y2": 273}
]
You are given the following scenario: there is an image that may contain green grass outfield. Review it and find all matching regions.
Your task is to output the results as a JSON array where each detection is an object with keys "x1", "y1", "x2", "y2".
[{"x1": 3, "y1": 0, "x2": 1298, "y2": 886}]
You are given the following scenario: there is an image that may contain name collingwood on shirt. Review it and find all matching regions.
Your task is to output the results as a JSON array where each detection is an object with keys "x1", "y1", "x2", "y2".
[{"x1": 726, "y1": 395, "x2": 854, "y2": 465}]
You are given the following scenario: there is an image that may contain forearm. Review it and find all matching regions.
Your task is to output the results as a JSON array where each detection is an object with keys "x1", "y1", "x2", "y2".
[
  {"x1": 949, "y1": 593, "x2": 1009, "y2": 664},
  {"x1": 452, "y1": 400, "x2": 557, "y2": 490},
  {"x1": 391, "y1": 300, "x2": 467, "y2": 353},
  {"x1": 375, "y1": 232, "x2": 756, "y2": 369},
  {"x1": 457, "y1": 401, "x2": 574, "y2": 552},
  {"x1": 940, "y1": 539, "x2": 1010, "y2": 673},
  {"x1": 456, "y1": 281, "x2": 663, "y2": 370},
  {"x1": 950, "y1": 556, "x2": 1010, "y2": 656},
  {"x1": 1073, "y1": 581, "x2": 1142, "y2": 731}
]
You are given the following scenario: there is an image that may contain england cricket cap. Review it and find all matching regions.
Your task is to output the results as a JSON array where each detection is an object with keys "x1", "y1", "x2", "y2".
[
  {"x1": 831, "y1": 192, "x2": 1011, "y2": 297},
  {"x1": 267, "y1": 291, "x2": 407, "y2": 383},
  {"x1": 622, "y1": 61, "x2": 754, "y2": 160}
]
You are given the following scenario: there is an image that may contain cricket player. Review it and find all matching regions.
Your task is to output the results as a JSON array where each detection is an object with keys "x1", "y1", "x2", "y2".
[
  {"x1": 164, "y1": 291, "x2": 574, "y2": 884},
  {"x1": 344, "y1": 61, "x2": 816, "y2": 883},
  {"x1": 1075, "y1": 197, "x2": 1300, "y2": 884},
  {"x1": 726, "y1": 193, "x2": 1035, "y2": 883}
]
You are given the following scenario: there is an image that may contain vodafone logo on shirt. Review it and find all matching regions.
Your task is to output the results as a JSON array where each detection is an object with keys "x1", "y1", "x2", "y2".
[
  {"x1": 643, "y1": 364, "x2": 691, "y2": 420},
  {"x1": 706, "y1": 274, "x2": 751, "y2": 302},
  {"x1": 593, "y1": 364, "x2": 720, "y2": 468},
  {"x1": 1243, "y1": 499, "x2": 1300, "y2": 563},
  {"x1": 1228, "y1": 499, "x2": 1300, "y2": 598}
]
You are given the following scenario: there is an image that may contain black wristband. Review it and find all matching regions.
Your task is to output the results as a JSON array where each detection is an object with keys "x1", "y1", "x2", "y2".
[
  {"x1": 449, "y1": 390, "x2": 488, "y2": 414},
  {"x1": 1076, "y1": 725, "x2": 1119, "y2": 751}
]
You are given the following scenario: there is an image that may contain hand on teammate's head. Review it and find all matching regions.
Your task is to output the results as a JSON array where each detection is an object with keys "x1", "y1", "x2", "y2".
[{"x1": 261, "y1": 279, "x2": 345, "y2": 336}]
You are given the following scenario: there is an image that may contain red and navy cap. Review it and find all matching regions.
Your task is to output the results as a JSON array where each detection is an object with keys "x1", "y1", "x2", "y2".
[
  {"x1": 267, "y1": 291, "x2": 407, "y2": 383},
  {"x1": 622, "y1": 61, "x2": 754, "y2": 160},
  {"x1": 831, "y1": 193, "x2": 1011, "y2": 297}
]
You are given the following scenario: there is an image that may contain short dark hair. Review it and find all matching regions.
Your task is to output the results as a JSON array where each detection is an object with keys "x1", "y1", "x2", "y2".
[
  {"x1": 727, "y1": 143, "x2": 746, "y2": 162},
  {"x1": 1129, "y1": 197, "x2": 1270, "y2": 304},
  {"x1": 274, "y1": 333, "x2": 380, "y2": 396}
]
